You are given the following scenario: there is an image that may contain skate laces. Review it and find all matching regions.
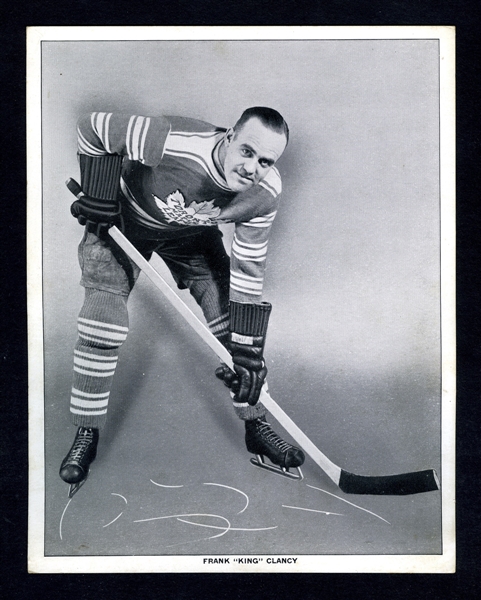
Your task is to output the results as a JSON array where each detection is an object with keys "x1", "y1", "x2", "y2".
[
  {"x1": 68, "y1": 429, "x2": 94, "y2": 462},
  {"x1": 256, "y1": 420, "x2": 292, "y2": 452}
]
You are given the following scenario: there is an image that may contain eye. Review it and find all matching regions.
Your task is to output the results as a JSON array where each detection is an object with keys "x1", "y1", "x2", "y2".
[
  {"x1": 259, "y1": 159, "x2": 271, "y2": 168},
  {"x1": 241, "y1": 148, "x2": 252, "y2": 157}
]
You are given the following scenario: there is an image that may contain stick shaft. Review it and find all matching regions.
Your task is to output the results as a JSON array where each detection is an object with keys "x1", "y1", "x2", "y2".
[{"x1": 109, "y1": 226, "x2": 342, "y2": 485}]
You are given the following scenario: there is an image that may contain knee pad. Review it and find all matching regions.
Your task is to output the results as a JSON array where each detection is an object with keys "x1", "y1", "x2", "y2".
[{"x1": 77, "y1": 289, "x2": 129, "y2": 349}]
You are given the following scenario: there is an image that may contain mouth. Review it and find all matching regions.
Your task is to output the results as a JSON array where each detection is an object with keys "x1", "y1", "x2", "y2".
[{"x1": 236, "y1": 171, "x2": 253, "y2": 184}]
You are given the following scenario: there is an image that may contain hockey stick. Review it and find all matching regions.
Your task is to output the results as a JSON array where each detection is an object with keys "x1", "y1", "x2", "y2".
[{"x1": 109, "y1": 225, "x2": 440, "y2": 495}]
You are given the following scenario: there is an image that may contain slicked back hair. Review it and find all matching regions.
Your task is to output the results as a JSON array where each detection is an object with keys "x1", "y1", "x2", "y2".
[{"x1": 233, "y1": 107, "x2": 289, "y2": 146}]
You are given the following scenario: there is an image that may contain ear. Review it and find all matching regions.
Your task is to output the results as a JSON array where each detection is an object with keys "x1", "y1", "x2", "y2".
[{"x1": 225, "y1": 128, "x2": 235, "y2": 145}]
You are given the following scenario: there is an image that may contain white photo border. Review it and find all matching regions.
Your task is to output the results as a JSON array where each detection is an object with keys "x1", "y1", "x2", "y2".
[{"x1": 27, "y1": 25, "x2": 456, "y2": 574}]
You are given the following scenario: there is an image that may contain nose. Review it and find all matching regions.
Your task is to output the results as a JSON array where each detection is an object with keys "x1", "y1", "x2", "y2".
[{"x1": 242, "y1": 157, "x2": 257, "y2": 176}]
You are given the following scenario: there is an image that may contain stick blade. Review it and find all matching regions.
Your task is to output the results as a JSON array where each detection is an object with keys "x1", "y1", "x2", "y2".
[{"x1": 339, "y1": 468, "x2": 440, "y2": 495}]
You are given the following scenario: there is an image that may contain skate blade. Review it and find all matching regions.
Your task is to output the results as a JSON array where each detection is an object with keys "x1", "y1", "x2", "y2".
[
  {"x1": 250, "y1": 455, "x2": 304, "y2": 481},
  {"x1": 67, "y1": 471, "x2": 90, "y2": 499}
]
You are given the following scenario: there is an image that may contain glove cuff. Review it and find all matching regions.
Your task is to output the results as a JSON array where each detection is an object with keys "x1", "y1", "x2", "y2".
[
  {"x1": 79, "y1": 154, "x2": 123, "y2": 200},
  {"x1": 229, "y1": 301, "x2": 272, "y2": 337}
]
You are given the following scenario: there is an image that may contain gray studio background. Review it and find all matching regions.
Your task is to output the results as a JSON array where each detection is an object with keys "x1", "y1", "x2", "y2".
[{"x1": 41, "y1": 39, "x2": 441, "y2": 555}]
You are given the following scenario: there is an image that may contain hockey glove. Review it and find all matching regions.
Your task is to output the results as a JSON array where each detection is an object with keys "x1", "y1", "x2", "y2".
[
  {"x1": 215, "y1": 363, "x2": 240, "y2": 393},
  {"x1": 228, "y1": 301, "x2": 272, "y2": 406},
  {"x1": 67, "y1": 154, "x2": 124, "y2": 236}
]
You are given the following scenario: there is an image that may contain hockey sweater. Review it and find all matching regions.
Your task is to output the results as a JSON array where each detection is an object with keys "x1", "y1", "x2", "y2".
[{"x1": 76, "y1": 112, "x2": 282, "y2": 303}]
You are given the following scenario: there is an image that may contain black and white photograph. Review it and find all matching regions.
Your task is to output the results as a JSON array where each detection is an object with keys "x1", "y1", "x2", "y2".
[{"x1": 27, "y1": 26, "x2": 455, "y2": 573}]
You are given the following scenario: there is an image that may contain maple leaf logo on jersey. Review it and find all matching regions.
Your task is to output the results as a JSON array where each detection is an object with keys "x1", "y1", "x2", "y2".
[{"x1": 152, "y1": 190, "x2": 221, "y2": 226}]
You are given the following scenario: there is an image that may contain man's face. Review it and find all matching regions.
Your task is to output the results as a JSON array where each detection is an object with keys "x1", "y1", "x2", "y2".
[{"x1": 222, "y1": 117, "x2": 287, "y2": 193}]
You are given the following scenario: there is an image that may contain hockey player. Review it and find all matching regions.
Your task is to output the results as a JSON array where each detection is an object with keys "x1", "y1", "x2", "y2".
[{"x1": 59, "y1": 106, "x2": 305, "y2": 496}]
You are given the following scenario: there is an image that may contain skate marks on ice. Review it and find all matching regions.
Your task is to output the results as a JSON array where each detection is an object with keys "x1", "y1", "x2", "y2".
[
  {"x1": 306, "y1": 484, "x2": 391, "y2": 524},
  {"x1": 150, "y1": 479, "x2": 184, "y2": 489},
  {"x1": 132, "y1": 479, "x2": 269, "y2": 548},
  {"x1": 59, "y1": 492, "x2": 129, "y2": 540},
  {"x1": 170, "y1": 518, "x2": 278, "y2": 549},
  {"x1": 282, "y1": 505, "x2": 344, "y2": 517},
  {"x1": 134, "y1": 513, "x2": 235, "y2": 547},
  {"x1": 203, "y1": 482, "x2": 249, "y2": 514},
  {"x1": 57, "y1": 478, "x2": 271, "y2": 546},
  {"x1": 280, "y1": 483, "x2": 390, "y2": 523},
  {"x1": 59, "y1": 497, "x2": 73, "y2": 541},
  {"x1": 103, "y1": 493, "x2": 128, "y2": 529},
  {"x1": 281, "y1": 486, "x2": 390, "y2": 523},
  {"x1": 149, "y1": 479, "x2": 249, "y2": 515},
  {"x1": 58, "y1": 478, "x2": 390, "y2": 547},
  {"x1": 134, "y1": 514, "x2": 277, "y2": 549}
]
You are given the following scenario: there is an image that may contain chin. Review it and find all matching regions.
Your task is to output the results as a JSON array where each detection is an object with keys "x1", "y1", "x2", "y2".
[{"x1": 227, "y1": 175, "x2": 254, "y2": 193}]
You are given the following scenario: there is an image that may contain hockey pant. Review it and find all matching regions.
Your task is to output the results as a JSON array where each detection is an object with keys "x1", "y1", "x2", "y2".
[{"x1": 69, "y1": 229, "x2": 267, "y2": 429}]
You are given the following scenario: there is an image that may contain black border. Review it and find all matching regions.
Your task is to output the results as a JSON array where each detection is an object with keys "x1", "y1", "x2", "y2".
[{"x1": 2, "y1": 1, "x2": 481, "y2": 598}]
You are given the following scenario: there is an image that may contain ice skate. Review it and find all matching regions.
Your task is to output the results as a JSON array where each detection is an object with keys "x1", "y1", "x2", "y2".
[
  {"x1": 245, "y1": 417, "x2": 305, "y2": 480},
  {"x1": 59, "y1": 427, "x2": 99, "y2": 498}
]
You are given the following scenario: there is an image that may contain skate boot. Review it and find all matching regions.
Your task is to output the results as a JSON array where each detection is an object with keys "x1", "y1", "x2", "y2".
[
  {"x1": 245, "y1": 417, "x2": 305, "y2": 480},
  {"x1": 59, "y1": 427, "x2": 99, "y2": 498}
]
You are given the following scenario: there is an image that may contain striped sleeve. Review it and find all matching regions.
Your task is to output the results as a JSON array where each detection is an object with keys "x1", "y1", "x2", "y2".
[
  {"x1": 229, "y1": 210, "x2": 277, "y2": 302},
  {"x1": 76, "y1": 112, "x2": 171, "y2": 166}
]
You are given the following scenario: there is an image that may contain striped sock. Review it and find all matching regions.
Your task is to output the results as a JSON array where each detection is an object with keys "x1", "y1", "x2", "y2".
[
  {"x1": 232, "y1": 397, "x2": 267, "y2": 421},
  {"x1": 70, "y1": 289, "x2": 129, "y2": 429},
  {"x1": 207, "y1": 312, "x2": 230, "y2": 346},
  {"x1": 187, "y1": 278, "x2": 230, "y2": 346},
  {"x1": 230, "y1": 377, "x2": 268, "y2": 421}
]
